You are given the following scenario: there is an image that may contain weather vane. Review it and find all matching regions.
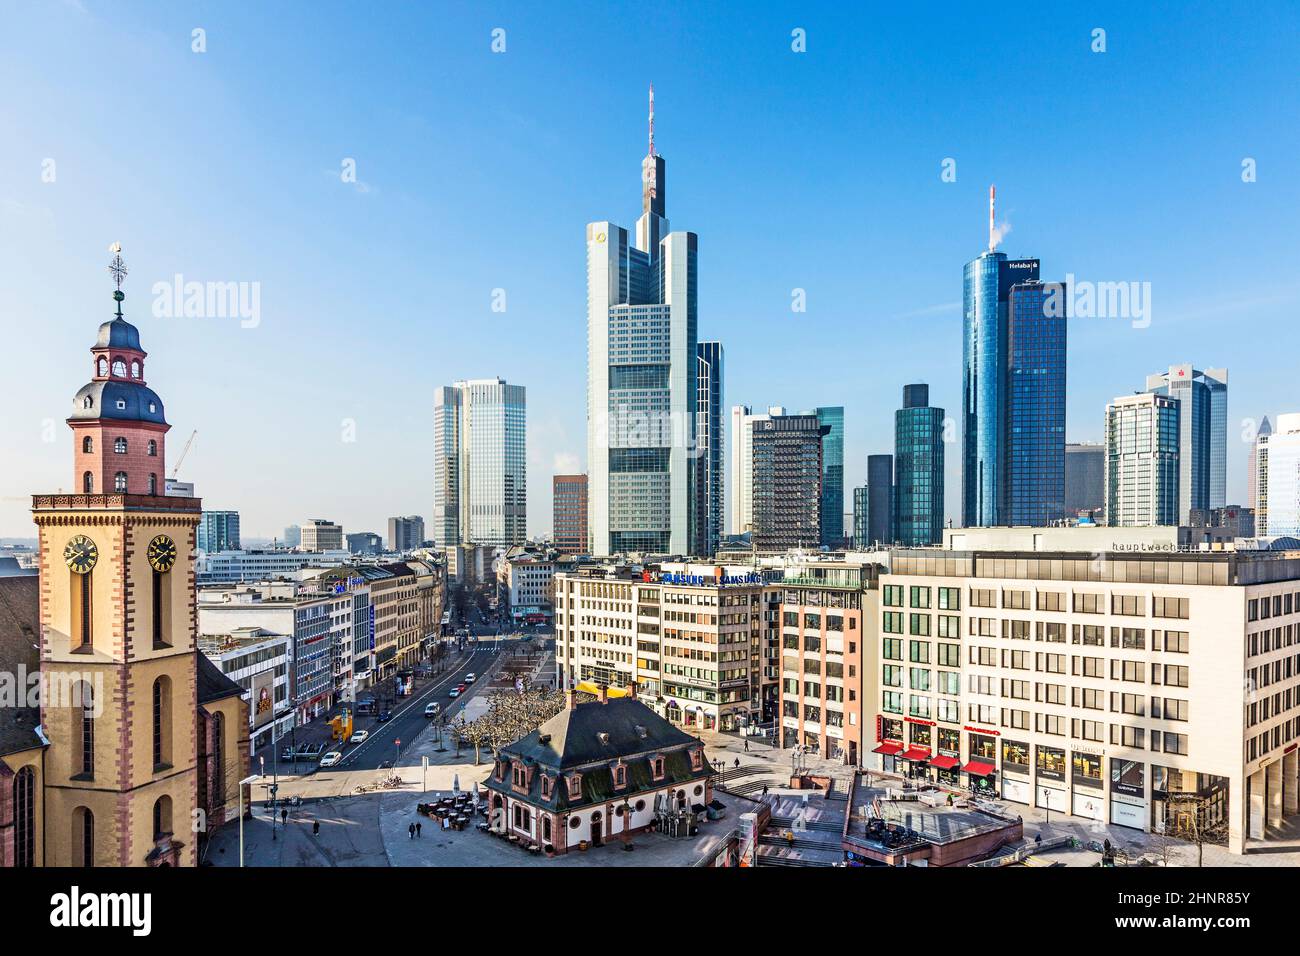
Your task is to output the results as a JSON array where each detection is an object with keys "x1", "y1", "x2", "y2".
[{"x1": 108, "y1": 242, "x2": 127, "y2": 317}]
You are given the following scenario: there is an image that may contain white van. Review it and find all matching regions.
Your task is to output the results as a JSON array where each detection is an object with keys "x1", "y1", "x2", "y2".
[{"x1": 424, "y1": 702, "x2": 441, "y2": 718}]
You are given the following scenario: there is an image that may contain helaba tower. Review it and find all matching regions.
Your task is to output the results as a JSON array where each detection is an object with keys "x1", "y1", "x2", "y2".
[
  {"x1": 587, "y1": 86, "x2": 698, "y2": 555},
  {"x1": 962, "y1": 186, "x2": 1042, "y2": 527}
]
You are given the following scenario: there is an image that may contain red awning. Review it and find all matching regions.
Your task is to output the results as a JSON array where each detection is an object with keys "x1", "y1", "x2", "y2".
[
  {"x1": 900, "y1": 747, "x2": 931, "y2": 762},
  {"x1": 872, "y1": 742, "x2": 903, "y2": 756},
  {"x1": 962, "y1": 760, "x2": 996, "y2": 777},
  {"x1": 929, "y1": 755, "x2": 960, "y2": 771}
]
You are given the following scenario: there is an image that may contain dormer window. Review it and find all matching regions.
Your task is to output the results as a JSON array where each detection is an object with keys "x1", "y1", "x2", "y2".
[
  {"x1": 690, "y1": 748, "x2": 703, "y2": 771},
  {"x1": 148, "y1": 402, "x2": 156, "y2": 414},
  {"x1": 651, "y1": 756, "x2": 666, "y2": 781},
  {"x1": 115, "y1": 400, "x2": 126, "y2": 410},
  {"x1": 541, "y1": 775, "x2": 552, "y2": 799},
  {"x1": 613, "y1": 763, "x2": 627, "y2": 789},
  {"x1": 566, "y1": 773, "x2": 582, "y2": 799},
  {"x1": 512, "y1": 763, "x2": 527, "y2": 789},
  {"x1": 82, "y1": 396, "x2": 93, "y2": 410}
]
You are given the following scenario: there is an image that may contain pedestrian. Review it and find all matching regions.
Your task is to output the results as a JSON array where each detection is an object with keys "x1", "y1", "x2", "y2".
[
  {"x1": 416, "y1": 821, "x2": 423, "y2": 838},
  {"x1": 744, "y1": 738, "x2": 749, "y2": 752},
  {"x1": 734, "y1": 757, "x2": 740, "y2": 769},
  {"x1": 281, "y1": 807, "x2": 288, "y2": 826},
  {"x1": 312, "y1": 820, "x2": 320, "y2": 837},
  {"x1": 409, "y1": 822, "x2": 416, "y2": 839},
  {"x1": 761, "y1": 784, "x2": 768, "y2": 797}
]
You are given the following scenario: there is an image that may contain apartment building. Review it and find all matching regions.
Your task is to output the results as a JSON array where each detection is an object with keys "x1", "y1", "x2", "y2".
[
  {"x1": 870, "y1": 525, "x2": 1300, "y2": 854},
  {"x1": 776, "y1": 556, "x2": 882, "y2": 766},
  {"x1": 555, "y1": 562, "x2": 776, "y2": 732},
  {"x1": 370, "y1": 562, "x2": 421, "y2": 679}
]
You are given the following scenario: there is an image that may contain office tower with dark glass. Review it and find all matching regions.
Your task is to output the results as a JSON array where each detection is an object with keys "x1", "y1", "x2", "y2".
[
  {"x1": 1064, "y1": 442, "x2": 1105, "y2": 515},
  {"x1": 387, "y1": 515, "x2": 425, "y2": 551},
  {"x1": 962, "y1": 245, "x2": 1040, "y2": 527},
  {"x1": 749, "y1": 412, "x2": 827, "y2": 551},
  {"x1": 1104, "y1": 392, "x2": 1180, "y2": 527},
  {"x1": 552, "y1": 473, "x2": 590, "y2": 553},
  {"x1": 1004, "y1": 280, "x2": 1066, "y2": 525},
  {"x1": 894, "y1": 384, "x2": 945, "y2": 545},
  {"x1": 434, "y1": 378, "x2": 527, "y2": 548},
  {"x1": 852, "y1": 485, "x2": 869, "y2": 548},
  {"x1": 1145, "y1": 364, "x2": 1228, "y2": 525},
  {"x1": 695, "y1": 341, "x2": 724, "y2": 557},
  {"x1": 865, "y1": 453, "x2": 894, "y2": 546},
  {"x1": 198, "y1": 510, "x2": 241, "y2": 553},
  {"x1": 587, "y1": 87, "x2": 697, "y2": 555},
  {"x1": 816, "y1": 406, "x2": 845, "y2": 547}
]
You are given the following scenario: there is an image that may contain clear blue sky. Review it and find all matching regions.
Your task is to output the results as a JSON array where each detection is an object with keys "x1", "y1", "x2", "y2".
[{"x1": 3, "y1": 0, "x2": 1298, "y2": 541}]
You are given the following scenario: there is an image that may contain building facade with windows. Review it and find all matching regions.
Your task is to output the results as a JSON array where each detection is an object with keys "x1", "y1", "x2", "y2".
[
  {"x1": 749, "y1": 412, "x2": 827, "y2": 552},
  {"x1": 870, "y1": 526, "x2": 1300, "y2": 854},
  {"x1": 1065, "y1": 442, "x2": 1105, "y2": 517},
  {"x1": 1146, "y1": 364, "x2": 1228, "y2": 525},
  {"x1": 696, "y1": 342, "x2": 725, "y2": 558},
  {"x1": 552, "y1": 474, "x2": 590, "y2": 554},
  {"x1": 1258, "y1": 413, "x2": 1300, "y2": 537},
  {"x1": 198, "y1": 510, "x2": 241, "y2": 553},
  {"x1": 1004, "y1": 282, "x2": 1066, "y2": 525},
  {"x1": 894, "y1": 385, "x2": 944, "y2": 546},
  {"x1": 300, "y1": 519, "x2": 344, "y2": 551},
  {"x1": 1105, "y1": 392, "x2": 1181, "y2": 527},
  {"x1": 387, "y1": 515, "x2": 425, "y2": 552}
]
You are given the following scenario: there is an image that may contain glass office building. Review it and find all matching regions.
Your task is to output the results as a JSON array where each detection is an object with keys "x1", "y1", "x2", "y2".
[
  {"x1": 866, "y1": 453, "x2": 894, "y2": 546},
  {"x1": 817, "y1": 406, "x2": 845, "y2": 546},
  {"x1": 962, "y1": 251, "x2": 1039, "y2": 527},
  {"x1": 894, "y1": 384, "x2": 945, "y2": 546},
  {"x1": 1145, "y1": 365, "x2": 1228, "y2": 525},
  {"x1": 1104, "y1": 393, "x2": 1181, "y2": 527},
  {"x1": 197, "y1": 510, "x2": 241, "y2": 553},
  {"x1": 1004, "y1": 281, "x2": 1066, "y2": 525},
  {"x1": 695, "y1": 342, "x2": 725, "y2": 557}
]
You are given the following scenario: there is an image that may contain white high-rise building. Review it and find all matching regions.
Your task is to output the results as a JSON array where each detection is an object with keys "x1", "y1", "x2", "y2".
[
  {"x1": 1104, "y1": 393, "x2": 1180, "y2": 527},
  {"x1": 434, "y1": 378, "x2": 526, "y2": 548},
  {"x1": 587, "y1": 87, "x2": 697, "y2": 556},
  {"x1": 1258, "y1": 413, "x2": 1300, "y2": 537}
]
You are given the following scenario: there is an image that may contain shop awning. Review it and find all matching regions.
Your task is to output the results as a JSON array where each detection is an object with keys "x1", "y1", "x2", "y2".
[
  {"x1": 929, "y1": 755, "x2": 960, "y2": 771},
  {"x1": 872, "y1": 742, "x2": 903, "y2": 756},
  {"x1": 962, "y1": 760, "x2": 996, "y2": 777},
  {"x1": 900, "y1": 747, "x2": 931, "y2": 762}
]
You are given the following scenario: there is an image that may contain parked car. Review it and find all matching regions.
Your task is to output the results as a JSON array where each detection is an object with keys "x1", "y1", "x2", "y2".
[
  {"x1": 424, "y1": 702, "x2": 441, "y2": 718},
  {"x1": 319, "y1": 752, "x2": 343, "y2": 768},
  {"x1": 377, "y1": 710, "x2": 392, "y2": 723},
  {"x1": 350, "y1": 730, "x2": 370, "y2": 745}
]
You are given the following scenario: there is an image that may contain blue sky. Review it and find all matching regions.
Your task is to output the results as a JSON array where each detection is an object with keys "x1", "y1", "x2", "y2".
[{"x1": 2, "y1": 0, "x2": 1298, "y2": 540}]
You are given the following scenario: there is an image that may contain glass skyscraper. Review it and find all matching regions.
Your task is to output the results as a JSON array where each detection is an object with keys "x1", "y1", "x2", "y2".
[
  {"x1": 894, "y1": 384, "x2": 945, "y2": 546},
  {"x1": 587, "y1": 88, "x2": 697, "y2": 555},
  {"x1": 816, "y1": 406, "x2": 844, "y2": 546},
  {"x1": 433, "y1": 378, "x2": 527, "y2": 547},
  {"x1": 1145, "y1": 365, "x2": 1228, "y2": 525},
  {"x1": 197, "y1": 510, "x2": 240, "y2": 553},
  {"x1": 695, "y1": 341, "x2": 724, "y2": 557},
  {"x1": 866, "y1": 453, "x2": 894, "y2": 546},
  {"x1": 962, "y1": 250, "x2": 1039, "y2": 527},
  {"x1": 1004, "y1": 280, "x2": 1066, "y2": 525},
  {"x1": 1105, "y1": 392, "x2": 1180, "y2": 526}
]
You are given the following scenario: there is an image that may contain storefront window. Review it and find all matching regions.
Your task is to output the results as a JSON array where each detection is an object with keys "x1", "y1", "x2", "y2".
[
  {"x1": 881, "y1": 717, "x2": 903, "y2": 742},
  {"x1": 1036, "y1": 745, "x2": 1066, "y2": 781},
  {"x1": 909, "y1": 724, "x2": 932, "y2": 747},
  {"x1": 969, "y1": 733, "x2": 996, "y2": 761},
  {"x1": 1072, "y1": 752, "x2": 1103, "y2": 788},
  {"x1": 937, "y1": 728, "x2": 960, "y2": 754},
  {"x1": 1002, "y1": 739, "x2": 1030, "y2": 772}
]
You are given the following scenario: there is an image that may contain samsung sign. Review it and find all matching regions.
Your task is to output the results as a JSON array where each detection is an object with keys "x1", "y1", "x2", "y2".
[{"x1": 659, "y1": 571, "x2": 764, "y2": 586}]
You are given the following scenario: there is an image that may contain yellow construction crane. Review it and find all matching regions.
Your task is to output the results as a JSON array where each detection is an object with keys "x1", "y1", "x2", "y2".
[{"x1": 170, "y1": 429, "x2": 196, "y2": 480}]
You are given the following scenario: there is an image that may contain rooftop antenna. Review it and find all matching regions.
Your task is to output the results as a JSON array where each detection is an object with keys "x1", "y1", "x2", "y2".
[
  {"x1": 648, "y1": 83, "x2": 655, "y2": 157},
  {"x1": 108, "y1": 242, "x2": 127, "y2": 318},
  {"x1": 987, "y1": 186, "x2": 996, "y2": 252}
]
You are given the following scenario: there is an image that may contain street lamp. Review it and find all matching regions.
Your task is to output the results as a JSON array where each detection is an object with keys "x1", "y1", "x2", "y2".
[{"x1": 238, "y1": 773, "x2": 263, "y2": 867}]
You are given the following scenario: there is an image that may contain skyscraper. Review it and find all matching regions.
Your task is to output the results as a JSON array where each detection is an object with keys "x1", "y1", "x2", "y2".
[
  {"x1": 862, "y1": 453, "x2": 894, "y2": 547},
  {"x1": 1258, "y1": 413, "x2": 1300, "y2": 536},
  {"x1": 962, "y1": 238, "x2": 1040, "y2": 527},
  {"x1": 749, "y1": 412, "x2": 827, "y2": 551},
  {"x1": 434, "y1": 378, "x2": 527, "y2": 548},
  {"x1": 1004, "y1": 280, "x2": 1066, "y2": 524},
  {"x1": 587, "y1": 87, "x2": 697, "y2": 555},
  {"x1": 816, "y1": 407, "x2": 845, "y2": 546},
  {"x1": 695, "y1": 341, "x2": 724, "y2": 557},
  {"x1": 387, "y1": 515, "x2": 425, "y2": 552},
  {"x1": 852, "y1": 485, "x2": 869, "y2": 549},
  {"x1": 728, "y1": 404, "x2": 769, "y2": 536},
  {"x1": 198, "y1": 510, "x2": 241, "y2": 553},
  {"x1": 1247, "y1": 415, "x2": 1272, "y2": 511},
  {"x1": 1064, "y1": 443, "x2": 1105, "y2": 515},
  {"x1": 894, "y1": 384, "x2": 945, "y2": 545},
  {"x1": 1104, "y1": 392, "x2": 1180, "y2": 527},
  {"x1": 1145, "y1": 364, "x2": 1228, "y2": 525},
  {"x1": 552, "y1": 474, "x2": 590, "y2": 553}
]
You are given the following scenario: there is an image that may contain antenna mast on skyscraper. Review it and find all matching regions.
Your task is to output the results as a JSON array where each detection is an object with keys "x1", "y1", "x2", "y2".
[
  {"x1": 988, "y1": 185, "x2": 996, "y2": 252},
  {"x1": 648, "y1": 83, "x2": 656, "y2": 156}
]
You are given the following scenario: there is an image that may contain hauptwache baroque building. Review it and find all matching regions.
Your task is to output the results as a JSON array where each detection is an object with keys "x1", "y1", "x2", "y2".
[
  {"x1": 870, "y1": 525, "x2": 1300, "y2": 854},
  {"x1": 0, "y1": 263, "x2": 249, "y2": 866}
]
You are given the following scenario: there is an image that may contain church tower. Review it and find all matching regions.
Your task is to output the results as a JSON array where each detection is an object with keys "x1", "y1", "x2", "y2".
[{"x1": 31, "y1": 245, "x2": 200, "y2": 866}]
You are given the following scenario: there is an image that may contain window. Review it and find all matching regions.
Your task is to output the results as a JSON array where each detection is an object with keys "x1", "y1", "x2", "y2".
[
  {"x1": 82, "y1": 471, "x2": 93, "y2": 493},
  {"x1": 937, "y1": 587, "x2": 961, "y2": 611},
  {"x1": 1153, "y1": 596, "x2": 1189, "y2": 620},
  {"x1": 72, "y1": 570, "x2": 93, "y2": 650},
  {"x1": 114, "y1": 437, "x2": 127, "y2": 454},
  {"x1": 82, "y1": 436, "x2": 93, "y2": 453},
  {"x1": 114, "y1": 472, "x2": 127, "y2": 492},
  {"x1": 152, "y1": 677, "x2": 172, "y2": 770},
  {"x1": 131, "y1": 360, "x2": 141, "y2": 379},
  {"x1": 82, "y1": 396, "x2": 93, "y2": 409},
  {"x1": 1002, "y1": 589, "x2": 1030, "y2": 610},
  {"x1": 210, "y1": 713, "x2": 225, "y2": 808},
  {"x1": 1073, "y1": 592, "x2": 1104, "y2": 614},
  {"x1": 12, "y1": 766, "x2": 35, "y2": 867},
  {"x1": 153, "y1": 796, "x2": 172, "y2": 839},
  {"x1": 111, "y1": 359, "x2": 127, "y2": 377},
  {"x1": 148, "y1": 439, "x2": 157, "y2": 457},
  {"x1": 1111, "y1": 594, "x2": 1145, "y2": 617},
  {"x1": 1036, "y1": 591, "x2": 1065, "y2": 612},
  {"x1": 75, "y1": 807, "x2": 95, "y2": 867},
  {"x1": 96, "y1": 357, "x2": 108, "y2": 376},
  {"x1": 76, "y1": 682, "x2": 94, "y2": 777}
]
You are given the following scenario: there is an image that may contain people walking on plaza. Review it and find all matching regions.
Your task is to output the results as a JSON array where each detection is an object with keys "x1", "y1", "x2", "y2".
[
  {"x1": 313, "y1": 820, "x2": 320, "y2": 837},
  {"x1": 416, "y1": 821, "x2": 423, "y2": 837},
  {"x1": 744, "y1": 739, "x2": 749, "y2": 752},
  {"x1": 409, "y1": 822, "x2": 416, "y2": 839},
  {"x1": 281, "y1": 807, "x2": 288, "y2": 826}
]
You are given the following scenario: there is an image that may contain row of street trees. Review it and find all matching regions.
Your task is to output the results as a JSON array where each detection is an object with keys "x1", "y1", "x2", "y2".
[{"x1": 447, "y1": 682, "x2": 570, "y2": 765}]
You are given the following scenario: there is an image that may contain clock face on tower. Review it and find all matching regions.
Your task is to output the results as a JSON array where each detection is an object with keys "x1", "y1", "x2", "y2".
[
  {"x1": 147, "y1": 534, "x2": 177, "y2": 573},
  {"x1": 64, "y1": 535, "x2": 98, "y2": 575}
]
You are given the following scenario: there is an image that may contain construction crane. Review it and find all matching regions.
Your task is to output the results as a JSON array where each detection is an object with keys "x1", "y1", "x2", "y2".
[{"x1": 170, "y1": 429, "x2": 196, "y2": 480}]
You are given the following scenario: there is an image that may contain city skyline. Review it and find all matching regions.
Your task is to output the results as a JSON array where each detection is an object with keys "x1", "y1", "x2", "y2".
[{"x1": 3, "y1": 3, "x2": 1299, "y2": 543}]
